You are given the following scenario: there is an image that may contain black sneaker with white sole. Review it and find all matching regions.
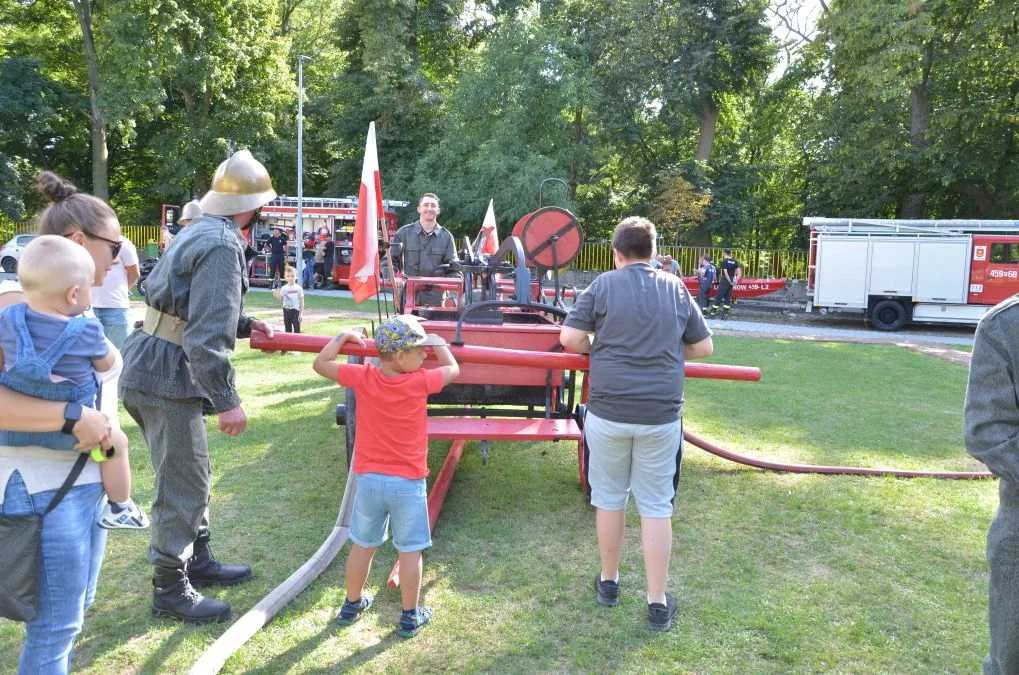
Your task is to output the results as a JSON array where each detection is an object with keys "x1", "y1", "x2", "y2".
[
  {"x1": 594, "y1": 573, "x2": 619, "y2": 606},
  {"x1": 648, "y1": 593, "x2": 678, "y2": 631}
]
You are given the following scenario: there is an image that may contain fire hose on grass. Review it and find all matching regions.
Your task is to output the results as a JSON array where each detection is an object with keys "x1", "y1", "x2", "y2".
[
  {"x1": 682, "y1": 431, "x2": 993, "y2": 480},
  {"x1": 189, "y1": 331, "x2": 990, "y2": 673}
]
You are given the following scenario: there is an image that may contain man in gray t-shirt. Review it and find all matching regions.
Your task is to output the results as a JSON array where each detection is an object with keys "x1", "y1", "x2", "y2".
[{"x1": 560, "y1": 216, "x2": 712, "y2": 632}]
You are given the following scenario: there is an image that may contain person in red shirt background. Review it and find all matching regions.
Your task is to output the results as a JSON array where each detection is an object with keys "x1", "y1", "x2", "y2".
[{"x1": 313, "y1": 315, "x2": 458, "y2": 637}]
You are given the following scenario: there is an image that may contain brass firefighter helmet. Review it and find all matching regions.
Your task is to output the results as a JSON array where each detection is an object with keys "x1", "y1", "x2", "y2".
[
  {"x1": 199, "y1": 150, "x2": 277, "y2": 216},
  {"x1": 180, "y1": 200, "x2": 203, "y2": 223}
]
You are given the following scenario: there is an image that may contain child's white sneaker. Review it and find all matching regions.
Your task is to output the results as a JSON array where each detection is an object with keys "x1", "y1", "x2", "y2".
[{"x1": 98, "y1": 499, "x2": 150, "y2": 530}]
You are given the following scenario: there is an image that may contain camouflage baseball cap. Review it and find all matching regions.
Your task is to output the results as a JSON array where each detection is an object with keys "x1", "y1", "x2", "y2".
[{"x1": 375, "y1": 315, "x2": 446, "y2": 354}]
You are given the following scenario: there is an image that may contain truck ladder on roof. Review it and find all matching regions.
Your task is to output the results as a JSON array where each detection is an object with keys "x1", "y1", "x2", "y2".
[{"x1": 804, "y1": 217, "x2": 1019, "y2": 236}]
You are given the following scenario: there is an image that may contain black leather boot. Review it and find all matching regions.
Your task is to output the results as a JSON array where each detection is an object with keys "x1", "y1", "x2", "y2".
[
  {"x1": 152, "y1": 566, "x2": 232, "y2": 624},
  {"x1": 187, "y1": 531, "x2": 252, "y2": 587}
]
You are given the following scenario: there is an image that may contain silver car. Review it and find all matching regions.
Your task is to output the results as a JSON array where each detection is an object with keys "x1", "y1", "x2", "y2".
[{"x1": 0, "y1": 233, "x2": 38, "y2": 273}]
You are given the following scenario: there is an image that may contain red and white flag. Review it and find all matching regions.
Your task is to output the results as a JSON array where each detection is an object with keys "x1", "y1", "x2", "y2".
[
  {"x1": 349, "y1": 122, "x2": 384, "y2": 303},
  {"x1": 480, "y1": 199, "x2": 499, "y2": 255}
]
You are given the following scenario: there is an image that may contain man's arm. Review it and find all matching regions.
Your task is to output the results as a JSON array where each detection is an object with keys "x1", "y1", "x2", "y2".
[
  {"x1": 125, "y1": 263, "x2": 140, "y2": 289},
  {"x1": 443, "y1": 230, "x2": 458, "y2": 264},
  {"x1": 560, "y1": 326, "x2": 593, "y2": 354},
  {"x1": 684, "y1": 336, "x2": 713, "y2": 360},
  {"x1": 182, "y1": 245, "x2": 245, "y2": 414}
]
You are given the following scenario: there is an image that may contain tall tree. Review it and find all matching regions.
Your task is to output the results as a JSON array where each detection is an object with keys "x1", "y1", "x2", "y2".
[
  {"x1": 320, "y1": 0, "x2": 468, "y2": 201},
  {"x1": 68, "y1": 0, "x2": 109, "y2": 198},
  {"x1": 111, "y1": 0, "x2": 294, "y2": 205},
  {"x1": 804, "y1": 0, "x2": 1019, "y2": 219}
]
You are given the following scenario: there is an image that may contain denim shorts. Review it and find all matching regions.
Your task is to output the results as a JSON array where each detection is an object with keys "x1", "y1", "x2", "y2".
[
  {"x1": 584, "y1": 411, "x2": 683, "y2": 518},
  {"x1": 349, "y1": 473, "x2": 431, "y2": 552}
]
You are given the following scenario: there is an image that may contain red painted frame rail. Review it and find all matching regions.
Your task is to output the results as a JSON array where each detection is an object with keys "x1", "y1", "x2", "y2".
[{"x1": 249, "y1": 331, "x2": 763, "y2": 382}]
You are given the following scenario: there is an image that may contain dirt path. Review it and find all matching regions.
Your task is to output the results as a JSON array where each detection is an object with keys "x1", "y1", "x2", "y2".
[{"x1": 244, "y1": 307, "x2": 373, "y2": 322}]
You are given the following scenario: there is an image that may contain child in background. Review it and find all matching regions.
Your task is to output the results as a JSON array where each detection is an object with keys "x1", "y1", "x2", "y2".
[
  {"x1": 273, "y1": 266, "x2": 304, "y2": 334},
  {"x1": 0, "y1": 235, "x2": 148, "y2": 529},
  {"x1": 313, "y1": 315, "x2": 459, "y2": 637}
]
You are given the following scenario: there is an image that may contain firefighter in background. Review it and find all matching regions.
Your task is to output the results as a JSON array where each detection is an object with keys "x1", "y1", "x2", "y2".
[
  {"x1": 179, "y1": 200, "x2": 202, "y2": 228},
  {"x1": 710, "y1": 248, "x2": 742, "y2": 318},
  {"x1": 392, "y1": 193, "x2": 457, "y2": 310},
  {"x1": 120, "y1": 150, "x2": 279, "y2": 624}
]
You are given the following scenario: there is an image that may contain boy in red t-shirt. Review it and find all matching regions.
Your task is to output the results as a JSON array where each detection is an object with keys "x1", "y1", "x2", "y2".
[{"x1": 313, "y1": 314, "x2": 459, "y2": 637}]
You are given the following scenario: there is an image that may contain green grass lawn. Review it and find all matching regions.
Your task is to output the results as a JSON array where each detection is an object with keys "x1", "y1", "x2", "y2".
[{"x1": 0, "y1": 316, "x2": 995, "y2": 674}]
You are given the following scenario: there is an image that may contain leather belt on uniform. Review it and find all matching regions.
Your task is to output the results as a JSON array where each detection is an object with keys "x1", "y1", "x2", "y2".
[{"x1": 141, "y1": 306, "x2": 187, "y2": 346}]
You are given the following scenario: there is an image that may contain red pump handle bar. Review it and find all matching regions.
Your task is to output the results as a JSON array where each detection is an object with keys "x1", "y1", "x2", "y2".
[{"x1": 250, "y1": 330, "x2": 761, "y2": 382}]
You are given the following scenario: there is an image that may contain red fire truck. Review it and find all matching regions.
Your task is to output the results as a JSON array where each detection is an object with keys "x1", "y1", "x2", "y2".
[
  {"x1": 248, "y1": 196, "x2": 406, "y2": 286},
  {"x1": 806, "y1": 217, "x2": 1019, "y2": 330}
]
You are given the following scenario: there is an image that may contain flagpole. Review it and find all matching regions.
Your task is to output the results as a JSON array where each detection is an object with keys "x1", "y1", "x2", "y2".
[
  {"x1": 296, "y1": 55, "x2": 311, "y2": 283},
  {"x1": 378, "y1": 209, "x2": 395, "y2": 320}
]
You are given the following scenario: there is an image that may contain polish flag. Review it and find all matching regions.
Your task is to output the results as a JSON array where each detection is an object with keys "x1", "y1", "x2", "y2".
[
  {"x1": 479, "y1": 199, "x2": 499, "y2": 255},
  {"x1": 349, "y1": 122, "x2": 384, "y2": 303}
]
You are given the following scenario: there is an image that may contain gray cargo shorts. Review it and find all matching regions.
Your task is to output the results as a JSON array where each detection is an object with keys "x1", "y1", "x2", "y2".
[{"x1": 584, "y1": 411, "x2": 683, "y2": 518}]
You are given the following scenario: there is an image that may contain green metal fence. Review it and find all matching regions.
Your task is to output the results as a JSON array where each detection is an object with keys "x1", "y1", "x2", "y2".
[
  {"x1": 575, "y1": 243, "x2": 808, "y2": 280},
  {"x1": 4, "y1": 222, "x2": 162, "y2": 256}
]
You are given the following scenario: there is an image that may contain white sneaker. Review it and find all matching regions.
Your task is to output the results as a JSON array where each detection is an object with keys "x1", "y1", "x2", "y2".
[{"x1": 98, "y1": 500, "x2": 150, "y2": 530}]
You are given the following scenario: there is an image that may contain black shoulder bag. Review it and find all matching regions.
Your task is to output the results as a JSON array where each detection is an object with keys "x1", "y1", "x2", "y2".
[{"x1": 0, "y1": 453, "x2": 89, "y2": 621}]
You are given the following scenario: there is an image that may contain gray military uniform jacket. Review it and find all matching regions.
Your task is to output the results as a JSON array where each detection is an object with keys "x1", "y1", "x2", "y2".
[
  {"x1": 119, "y1": 214, "x2": 255, "y2": 413},
  {"x1": 964, "y1": 294, "x2": 1019, "y2": 674},
  {"x1": 392, "y1": 221, "x2": 457, "y2": 277}
]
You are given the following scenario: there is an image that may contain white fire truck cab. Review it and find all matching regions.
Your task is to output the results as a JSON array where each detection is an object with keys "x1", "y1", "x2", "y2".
[{"x1": 806, "y1": 217, "x2": 1019, "y2": 331}]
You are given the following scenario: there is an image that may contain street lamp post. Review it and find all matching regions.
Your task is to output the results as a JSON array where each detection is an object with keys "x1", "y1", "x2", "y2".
[{"x1": 297, "y1": 54, "x2": 312, "y2": 283}]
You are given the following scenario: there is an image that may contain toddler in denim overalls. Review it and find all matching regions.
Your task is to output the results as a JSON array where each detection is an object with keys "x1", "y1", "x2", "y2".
[{"x1": 0, "y1": 235, "x2": 148, "y2": 529}]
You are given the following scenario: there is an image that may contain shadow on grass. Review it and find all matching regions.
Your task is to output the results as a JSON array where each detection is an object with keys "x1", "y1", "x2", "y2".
[{"x1": 245, "y1": 623, "x2": 397, "y2": 675}]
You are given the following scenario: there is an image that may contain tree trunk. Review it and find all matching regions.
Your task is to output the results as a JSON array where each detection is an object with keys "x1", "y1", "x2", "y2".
[
  {"x1": 689, "y1": 97, "x2": 718, "y2": 246},
  {"x1": 569, "y1": 106, "x2": 582, "y2": 201},
  {"x1": 71, "y1": 0, "x2": 108, "y2": 200},
  {"x1": 695, "y1": 97, "x2": 719, "y2": 163},
  {"x1": 899, "y1": 41, "x2": 934, "y2": 219}
]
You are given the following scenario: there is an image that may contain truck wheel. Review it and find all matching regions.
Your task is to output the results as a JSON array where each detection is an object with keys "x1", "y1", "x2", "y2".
[
  {"x1": 870, "y1": 299, "x2": 907, "y2": 331},
  {"x1": 1, "y1": 257, "x2": 16, "y2": 273}
]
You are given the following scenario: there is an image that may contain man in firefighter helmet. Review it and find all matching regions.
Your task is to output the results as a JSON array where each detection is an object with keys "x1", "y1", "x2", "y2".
[
  {"x1": 178, "y1": 200, "x2": 202, "y2": 228},
  {"x1": 120, "y1": 150, "x2": 278, "y2": 624}
]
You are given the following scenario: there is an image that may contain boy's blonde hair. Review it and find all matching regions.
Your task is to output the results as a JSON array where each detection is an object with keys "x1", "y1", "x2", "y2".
[{"x1": 18, "y1": 234, "x2": 95, "y2": 301}]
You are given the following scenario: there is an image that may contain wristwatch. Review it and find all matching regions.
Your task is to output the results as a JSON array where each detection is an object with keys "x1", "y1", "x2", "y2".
[{"x1": 62, "y1": 402, "x2": 83, "y2": 435}]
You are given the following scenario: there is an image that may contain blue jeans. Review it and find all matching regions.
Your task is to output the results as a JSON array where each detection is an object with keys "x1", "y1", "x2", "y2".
[
  {"x1": 92, "y1": 307, "x2": 129, "y2": 349},
  {"x1": 2, "y1": 472, "x2": 107, "y2": 675},
  {"x1": 302, "y1": 261, "x2": 315, "y2": 288}
]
